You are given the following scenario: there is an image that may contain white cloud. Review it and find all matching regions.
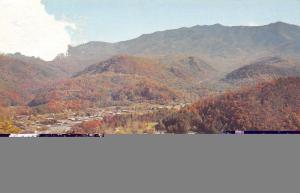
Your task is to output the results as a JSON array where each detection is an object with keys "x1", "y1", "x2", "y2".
[{"x1": 0, "y1": 0, "x2": 75, "y2": 61}]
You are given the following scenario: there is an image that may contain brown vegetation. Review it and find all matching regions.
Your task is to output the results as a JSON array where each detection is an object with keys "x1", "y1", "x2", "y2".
[
  {"x1": 157, "y1": 77, "x2": 300, "y2": 133},
  {"x1": 0, "y1": 107, "x2": 21, "y2": 134},
  {"x1": 29, "y1": 55, "x2": 215, "y2": 113},
  {"x1": 69, "y1": 120, "x2": 102, "y2": 134}
]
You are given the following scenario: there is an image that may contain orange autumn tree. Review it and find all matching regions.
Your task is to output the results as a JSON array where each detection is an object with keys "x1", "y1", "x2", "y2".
[
  {"x1": 69, "y1": 120, "x2": 102, "y2": 134},
  {"x1": 0, "y1": 107, "x2": 21, "y2": 134}
]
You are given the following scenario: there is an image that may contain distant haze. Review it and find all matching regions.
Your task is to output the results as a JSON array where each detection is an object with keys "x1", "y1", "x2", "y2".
[
  {"x1": 43, "y1": 0, "x2": 300, "y2": 44},
  {"x1": 0, "y1": 0, "x2": 300, "y2": 60}
]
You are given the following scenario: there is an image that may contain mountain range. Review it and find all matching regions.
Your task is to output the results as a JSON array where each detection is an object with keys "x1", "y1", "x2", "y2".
[
  {"x1": 52, "y1": 22, "x2": 300, "y2": 74},
  {"x1": 0, "y1": 22, "x2": 300, "y2": 113}
]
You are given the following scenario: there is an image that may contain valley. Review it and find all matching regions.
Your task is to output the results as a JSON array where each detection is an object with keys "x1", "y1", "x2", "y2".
[
  {"x1": 12, "y1": 103, "x2": 190, "y2": 134},
  {"x1": 1, "y1": 22, "x2": 300, "y2": 134}
]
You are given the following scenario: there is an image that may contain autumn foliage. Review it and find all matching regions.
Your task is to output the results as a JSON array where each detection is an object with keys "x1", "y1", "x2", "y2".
[
  {"x1": 157, "y1": 77, "x2": 300, "y2": 133},
  {"x1": 69, "y1": 120, "x2": 102, "y2": 134},
  {"x1": 28, "y1": 55, "x2": 217, "y2": 113},
  {"x1": 0, "y1": 118, "x2": 21, "y2": 134},
  {"x1": 0, "y1": 107, "x2": 21, "y2": 134}
]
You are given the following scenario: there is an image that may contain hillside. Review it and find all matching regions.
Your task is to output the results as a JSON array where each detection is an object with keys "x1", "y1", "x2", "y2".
[
  {"x1": 28, "y1": 73, "x2": 183, "y2": 113},
  {"x1": 76, "y1": 55, "x2": 216, "y2": 84},
  {"x1": 29, "y1": 55, "x2": 218, "y2": 112},
  {"x1": 52, "y1": 22, "x2": 300, "y2": 74},
  {"x1": 224, "y1": 57, "x2": 300, "y2": 83},
  {"x1": 29, "y1": 55, "x2": 215, "y2": 111},
  {"x1": 156, "y1": 77, "x2": 300, "y2": 133},
  {"x1": 2, "y1": 22, "x2": 300, "y2": 116},
  {"x1": 0, "y1": 54, "x2": 65, "y2": 106},
  {"x1": 74, "y1": 55, "x2": 164, "y2": 78}
]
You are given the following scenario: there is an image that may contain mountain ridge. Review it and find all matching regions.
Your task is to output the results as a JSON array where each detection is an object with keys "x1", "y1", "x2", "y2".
[
  {"x1": 51, "y1": 22, "x2": 300, "y2": 74},
  {"x1": 1, "y1": 22, "x2": 300, "y2": 112},
  {"x1": 223, "y1": 56, "x2": 300, "y2": 83}
]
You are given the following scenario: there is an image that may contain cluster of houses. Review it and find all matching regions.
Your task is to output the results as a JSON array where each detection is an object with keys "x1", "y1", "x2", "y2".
[{"x1": 13, "y1": 103, "x2": 191, "y2": 134}]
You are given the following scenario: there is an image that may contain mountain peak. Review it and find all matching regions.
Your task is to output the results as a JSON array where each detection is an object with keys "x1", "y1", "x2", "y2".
[
  {"x1": 270, "y1": 21, "x2": 289, "y2": 25},
  {"x1": 267, "y1": 21, "x2": 299, "y2": 28},
  {"x1": 52, "y1": 21, "x2": 300, "y2": 75},
  {"x1": 212, "y1": 23, "x2": 224, "y2": 27}
]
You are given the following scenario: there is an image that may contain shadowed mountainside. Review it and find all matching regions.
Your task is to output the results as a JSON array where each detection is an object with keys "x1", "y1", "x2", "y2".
[{"x1": 223, "y1": 56, "x2": 300, "y2": 83}]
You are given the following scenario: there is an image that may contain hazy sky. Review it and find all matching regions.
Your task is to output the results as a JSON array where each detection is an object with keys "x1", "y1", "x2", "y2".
[
  {"x1": 1, "y1": 0, "x2": 300, "y2": 60},
  {"x1": 42, "y1": 0, "x2": 300, "y2": 44}
]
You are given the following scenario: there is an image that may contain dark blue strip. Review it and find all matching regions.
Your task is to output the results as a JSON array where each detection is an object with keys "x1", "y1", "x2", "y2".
[
  {"x1": 244, "y1": 131, "x2": 300, "y2": 134},
  {"x1": 0, "y1": 134, "x2": 10, "y2": 137}
]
